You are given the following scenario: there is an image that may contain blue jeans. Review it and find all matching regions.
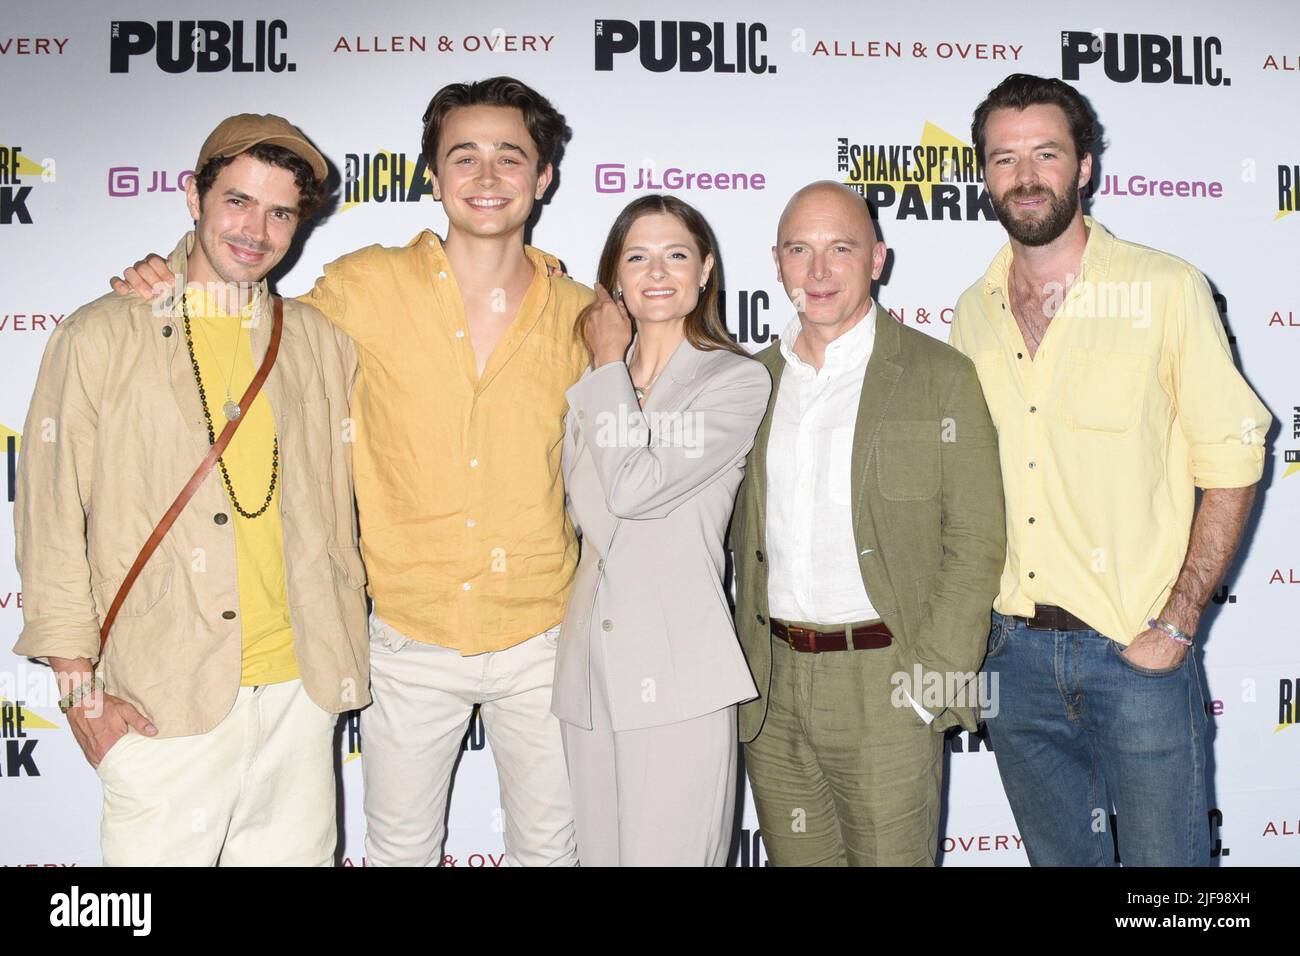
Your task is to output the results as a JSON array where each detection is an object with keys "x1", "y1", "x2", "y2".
[{"x1": 982, "y1": 611, "x2": 1211, "y2": 866}]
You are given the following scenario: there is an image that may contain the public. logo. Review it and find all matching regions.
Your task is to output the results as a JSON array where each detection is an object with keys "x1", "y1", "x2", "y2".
[
  {"x1": 1061, "y1": 31, "x2": 1228, "y2": 85},
  {"x1": 838, "y1": 124, "x2": 995, "y2": 221},
  {"x1": 343, "y1": 151, "x2": 433, "y2": 209},
  {"x1": 594, "y1": 20, "x2": 774, "y2": 74},
  {"x1": 110, "y1": 20, "x2": 294, "y2": 73},
  {"x1": 718, "y1": 289, "x2": 772, "y2": 346}
]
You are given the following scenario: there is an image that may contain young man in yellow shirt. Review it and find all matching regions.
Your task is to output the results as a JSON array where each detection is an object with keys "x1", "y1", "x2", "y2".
[
  {"x1": 951, "y1": 74, "x2": 1269, "y2": 866},
  {"x1": 17, "y1": 115, "x2": 368, "y2": 865},
  {"x1": 115, "y1": 78, "x2": 592, "y2": 866}
]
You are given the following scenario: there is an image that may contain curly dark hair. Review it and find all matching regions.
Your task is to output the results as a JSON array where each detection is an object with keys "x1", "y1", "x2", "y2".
[
  {"x1": 421, "y1": 75, "x2": 572, "y2": 175},
  {"x1": 971, "y1": 73, "x2": 1101, "y2": 166},
  {"x1": 193, "y1": 141, "x2": 329, "y2": 219}
]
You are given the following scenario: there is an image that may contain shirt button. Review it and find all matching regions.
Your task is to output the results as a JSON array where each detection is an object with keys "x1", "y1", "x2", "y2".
[
  {"x1": 455, "y1": 330, "x2": 465, "y2": 338},
  {"x1": 1017, "y1": 352, "x2": 1024, "y2": 360},
  {"x1": 756, "y1": 549, "x2": 765, "y2": 562},
  {"x1": 1028, "y1": 516, "x2": 1036, "y2": 524},
  {"x1": 756, "y1": 613, "x2": 766, "y2": 626},
  {"x1": 466, "y1": 518, "x2": 475, "y2": 528},
  {"x1": 597, "y1": 559, "x2": 605, "y2": 571},
  {"x1": 1027, "y1": 571, "x2": 1036, "y2": 579},
  {"x1": 469, "y1": 458, "x2": 478, "y2": 468},
  {"x1": 222, "y1": 610, "x2": 236, "y2": 620},
  {"x1": 438, "y1": 271, "x2": 447, "y2": 280},
  {"x1": 462, "y1": 582, "x2": 472, "y2": 591},
  {"x1": 1029, "y1": 405, "x2": 1037, "y2": 413},
  {"x1": 162, "y1": 325, "x2": 173, "y2": 337},
  {"x1": 601, "y1": 620, "x2": 613, "y2": 632},
  {"x1": 213, "y1": 513, "x2": 228, "y2": 525},
  {"x1": 1028, "y1": 460, "x2": 1037, "y2": 469}
]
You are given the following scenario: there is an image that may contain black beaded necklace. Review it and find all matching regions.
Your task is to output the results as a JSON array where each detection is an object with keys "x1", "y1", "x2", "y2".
[{"x1": 180, "y1": 294, "x2": 279, "y2": 519}]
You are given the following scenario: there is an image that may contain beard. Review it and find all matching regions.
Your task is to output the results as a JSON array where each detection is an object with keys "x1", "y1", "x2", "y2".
[{"x1": 990, "y1": 167, "x2": 1081, "y2": 247}]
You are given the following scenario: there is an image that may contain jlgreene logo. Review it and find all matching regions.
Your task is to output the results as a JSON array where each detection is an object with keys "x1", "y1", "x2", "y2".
[
  {"x1": 594, "y1": 20, "x2": 774, "y2": 73},
  {"x1": 110, "y1": 20, "x2": 294, "y2": 73},
  {"x1": 1061, "y1": 31, "x2": 1228, "y2": 86},
  {"x1": 595, "y1": 162, "x2": 765, "y2": 194}
]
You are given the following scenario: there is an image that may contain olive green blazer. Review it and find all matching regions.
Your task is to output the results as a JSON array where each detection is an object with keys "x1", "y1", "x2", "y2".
[{"x1": 729, "y1": 309, "x2": 1006, "y2": 742}]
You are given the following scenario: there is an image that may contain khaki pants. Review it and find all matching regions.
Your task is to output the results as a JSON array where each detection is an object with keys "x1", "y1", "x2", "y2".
[
  {"x1": 362, "y1": 614, "x2": 577, "y2": 867},
  {"x1": 96, "y1": 679, "x2": 338, "y2": 866},
  {"x1": 744, "y1": 629, "x2": 942, "y2": 866}
]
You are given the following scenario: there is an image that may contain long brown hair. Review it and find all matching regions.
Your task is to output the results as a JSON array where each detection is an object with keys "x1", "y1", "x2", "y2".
[{"x1": 577, "y1": 194, "x2": 746, "y2": 356}]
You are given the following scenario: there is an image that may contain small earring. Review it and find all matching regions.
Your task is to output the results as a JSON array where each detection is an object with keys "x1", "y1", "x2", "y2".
[{"x1": 615, "y1": 288, "x2": 623, "y2": 298}]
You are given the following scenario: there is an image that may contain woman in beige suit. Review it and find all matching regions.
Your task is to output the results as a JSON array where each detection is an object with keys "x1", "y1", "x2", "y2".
[{"x1": 553, "y1": 196, "x2": 771, "y2": 866}]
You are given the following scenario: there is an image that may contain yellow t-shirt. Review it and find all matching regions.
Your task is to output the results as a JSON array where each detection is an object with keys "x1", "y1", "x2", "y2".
[{"x1": 185, "y1": 287, "x2": 298, "y2": 685}]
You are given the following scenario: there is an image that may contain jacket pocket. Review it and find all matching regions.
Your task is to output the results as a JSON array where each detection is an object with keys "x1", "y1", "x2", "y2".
[
  {"x1": 328, "y1": 546, "x2": 367, "y2": 590},
  {"x1": 93, "y1": 562, "x2": 173, "y2": 620},
  {"x1": 875, "y1": 421, "x2": 941, "y2": 502},
  {"x1": 1059, "y1": 348, "x2": 1149, "y2": 435}
]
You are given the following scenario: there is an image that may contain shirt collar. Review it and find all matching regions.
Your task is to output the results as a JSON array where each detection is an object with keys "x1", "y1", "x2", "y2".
[
  {"x1": 981, "y1": 215, "x2": 1115, "y2": 295},
  {"x1": 779, "y1": 302, "x2": 877, "y2": 375},
  {"x1": 409, "y1": 229, "x2": 565, "y2": 280}
]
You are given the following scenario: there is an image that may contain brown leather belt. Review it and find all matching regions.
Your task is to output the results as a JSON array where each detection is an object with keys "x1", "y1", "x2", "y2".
[
  {"x1": 771, "y1": 618, "x2": 892, "y2": 653},
  {"x1": 1012, "y1": 604, "x2": 1094, "y2": 632}
]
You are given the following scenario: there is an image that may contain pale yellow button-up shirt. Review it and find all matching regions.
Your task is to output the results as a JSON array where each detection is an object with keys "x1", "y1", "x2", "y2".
[
  {"x1": 299, "y1": 231, "x2": 593, "y2": 654},
  {"x1": 950, "y1": 217, "x2": 1268, "y2": 643}
]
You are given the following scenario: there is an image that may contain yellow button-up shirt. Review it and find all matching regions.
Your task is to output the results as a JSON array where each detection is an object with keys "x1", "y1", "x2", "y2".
[
  {"x1": 950, "y1": 217, "x2": 1268, "y2": 643},
  {"x1": 299, "y1": 231, "x2": 593, "y2": 653}
]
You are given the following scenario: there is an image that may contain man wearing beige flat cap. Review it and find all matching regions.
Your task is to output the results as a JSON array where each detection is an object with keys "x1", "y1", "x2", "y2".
[{"x1": 13, "y1": 114, "x2": 368, "y2": 865}]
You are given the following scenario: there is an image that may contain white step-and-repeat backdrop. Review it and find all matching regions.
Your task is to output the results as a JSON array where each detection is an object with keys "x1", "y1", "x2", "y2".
[{"x1": 2, "y1": 0, "x2": 1296, "y2": 867}]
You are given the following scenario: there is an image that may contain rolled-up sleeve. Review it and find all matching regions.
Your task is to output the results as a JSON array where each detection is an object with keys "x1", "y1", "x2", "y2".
[
  {"x1": 1173, "y1": 267, "x2": 1269, "y2": 489},
  {"x1": 12, "y1": 318, "x2": 103, "y2": 663}
]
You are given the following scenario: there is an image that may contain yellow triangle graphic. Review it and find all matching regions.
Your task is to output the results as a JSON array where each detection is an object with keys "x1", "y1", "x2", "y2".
[
  {"x1": 0, "y1": 423, "x2": 19, "y2": 453},
  {"x1": 0, "y1": 698, "x2": 60, "y2": 730},
  {"x1": 843, "y1": 122, "x2": 974, "y2": 204}
]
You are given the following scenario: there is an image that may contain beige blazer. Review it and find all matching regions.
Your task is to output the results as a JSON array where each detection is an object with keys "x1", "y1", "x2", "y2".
[
  {"x1": 551, "y1": 340, "x2": 771, "y2": 732},
  {"x1": 13, "y1": 233, "x2": 370, "y2": 736}
]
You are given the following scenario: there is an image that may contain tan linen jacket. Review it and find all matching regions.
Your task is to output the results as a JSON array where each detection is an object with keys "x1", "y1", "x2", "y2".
[{"x1": 12, "y1": 233, "x2": 370, "y2": 736}]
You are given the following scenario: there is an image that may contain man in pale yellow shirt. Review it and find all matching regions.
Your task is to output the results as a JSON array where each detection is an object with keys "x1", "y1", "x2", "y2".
[
  {"x1": 117, "y1": 78, "x2": 592, "y2": 866},
  {"x1": 951, "y1": 74, "x2": 1268, "y2": 866}
]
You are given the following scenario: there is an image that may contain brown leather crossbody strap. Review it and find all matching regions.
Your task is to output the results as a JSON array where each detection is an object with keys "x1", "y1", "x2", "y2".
[{"x1": 97, "y1": 295, "x2": 284, "y2": 657}]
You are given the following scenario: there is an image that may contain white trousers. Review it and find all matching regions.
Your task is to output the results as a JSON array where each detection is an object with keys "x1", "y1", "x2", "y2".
[
  {"x1": 558, "y1": 618, "x2": 739, "y2": 867},
  {"x1": 361, "y1": 615, "x2": 577, "y2": 866},
  {"x1": 96, "y1": 679, "x2": 338, "y2": 866}
]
